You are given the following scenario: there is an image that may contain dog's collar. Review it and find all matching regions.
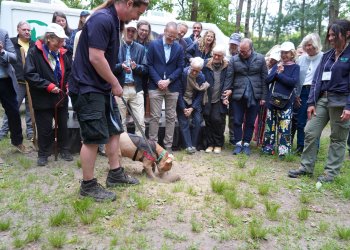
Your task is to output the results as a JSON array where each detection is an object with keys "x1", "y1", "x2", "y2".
[{"x1": 157, "y1": 149, "x2": 167, "y2": 163}]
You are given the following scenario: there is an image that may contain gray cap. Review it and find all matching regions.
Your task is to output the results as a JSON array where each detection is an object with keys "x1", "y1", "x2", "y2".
[{"x1": 229, "y1": 33, "x2": 241, "y2": 45}]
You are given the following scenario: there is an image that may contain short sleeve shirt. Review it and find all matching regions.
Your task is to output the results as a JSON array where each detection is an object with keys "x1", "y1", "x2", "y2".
[{"x1": 69, "y1": 5, "x2": 122, "y2": 95}]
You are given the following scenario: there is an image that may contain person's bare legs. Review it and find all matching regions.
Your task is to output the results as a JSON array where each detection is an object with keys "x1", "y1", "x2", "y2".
[
  {"x1": 105, "y1": 134, "x2": 120, "y2": 170},
  {"x1": 80, "y1": 144, "x2": 98, "y2": 181}
]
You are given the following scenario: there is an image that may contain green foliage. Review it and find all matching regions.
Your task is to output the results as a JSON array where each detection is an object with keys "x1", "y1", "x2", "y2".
[
  {"x1": 0, "y1": 218, "x2": 11, "y2": 231},
  {"x1": 264, "y1": 200, "x2": 280, "y2": 221},
  {"x1": 249, "y1": 218, "x2": 268, "y2": 240},
  {"x1": 48, "y1": 231, "x2": 67, "y2": 248},
  {"x1": 336, "y1": 225, "x2": 350, "y2": 240},
  {"x1": 26, "y1": 225, "x2": 43, "y2": 243},
  {"x1": 49, "y1": 209, "x2": 73, "y2": 227},
  {"x1": 297, "y1": 207, "x2": 309, "y2": 221}
]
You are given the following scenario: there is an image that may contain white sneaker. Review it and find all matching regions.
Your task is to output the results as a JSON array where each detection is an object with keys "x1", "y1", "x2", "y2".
[
  {"x1": 205, "y1": 147, "x2": 214, "y2": 153},
  {"x1": 213, "y1": 147, "x2": 222, "y2": 154}
]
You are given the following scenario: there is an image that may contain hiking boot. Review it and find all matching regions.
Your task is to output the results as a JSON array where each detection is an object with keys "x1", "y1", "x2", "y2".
[
  {"x1": 317, "y1": 174, "x2": 334, "y2": 183},
  {"x1": 205, "y1": 146, "x2": 213, "y2": 153},
  {"x1": 242, "y1": 143, "x2": 251, "y2": 156},
  {"x1": 233, "y1": 144, "x2": 242, "y2": 155},
  {"x1": 213, "y1": 147, "x2": 222, "y2": 154},
  {"x1": 60, "y1": 152, "x2": 73, "y2": 161},
  {"x1": 14, "y1": 144, "x2": 30, "y2": 154},
  {"x1": 288, "y1": 168, "x2": 313, "y2": 178},
  {"x1": 80, "y1": 178, "x2": 116, "y2": 202},
  {"x1": 106, "y1": 167, "x2": 140, "y2": 187},
  {"x1": 185, "y1": 147, "x2": 196, "y2": 154},
  {"x1": 37, "y1": 157, "x2": 48, "y2": 166}
]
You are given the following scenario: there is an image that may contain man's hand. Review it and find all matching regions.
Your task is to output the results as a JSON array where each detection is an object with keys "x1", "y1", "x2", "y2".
[
  {"x1": 222, "y1": 89, "x2": 232, "y2": 97},
  {"x1": 158, "y1": 79, "x2": 170, "y2": 91},
  {"x1": 0, "y1": 41, "x2": 3, "y2": 52},
  {"x1": 122, "y1": 62, "x2": 131, "y2": 73},
  {"x1": 130, "y1": 61, "x2": 137, "y2": 70},
  {"x1": 184, "y1": 107, "x2": 193, "y2": 117},
  {"x1": 341, "y1": 109, "x2": 350, "y2": 121},
  {"x1": 307, "y1": 106, "x2": 316, "y2": 120},
  {"x1": 112, "y1": 82, "x2": 123, "y2": 97},
  {"x1": 260, "y1": 100, "x2": 265, "y2": 106}
]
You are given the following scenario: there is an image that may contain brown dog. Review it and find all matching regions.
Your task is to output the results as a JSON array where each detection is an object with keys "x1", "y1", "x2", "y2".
[{"x1": 119, "y1": 132, "x2": 180, "y2": 183}]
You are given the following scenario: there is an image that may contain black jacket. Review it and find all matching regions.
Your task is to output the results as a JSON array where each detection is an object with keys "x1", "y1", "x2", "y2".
[
  {"x1": 25, "y1": 40, "x2": 71, "y2": 110},
  {"x1": 10, "y1": 36, "x2": 35, "y2": 82}
]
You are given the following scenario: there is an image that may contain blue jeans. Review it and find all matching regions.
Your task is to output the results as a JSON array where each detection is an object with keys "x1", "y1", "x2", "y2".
[
  {"x1": 296, "y1": 85, "x2": 310, "y2": 147},
  {"x1": 231, "y1": 98, "x2": 260, "y2": 144},
  {"x1": 177, "y1": 106, "x2": 202, "y2": 148}
]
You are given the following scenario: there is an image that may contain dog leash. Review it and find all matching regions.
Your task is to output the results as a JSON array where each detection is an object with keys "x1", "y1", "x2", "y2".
[{"x1": 120, "y1": 96, "x2": 156, "y2": 159}]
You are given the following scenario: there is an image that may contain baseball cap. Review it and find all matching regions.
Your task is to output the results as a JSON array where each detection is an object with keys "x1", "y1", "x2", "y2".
[
  {"x1": 270, "y1": 51, "x2": 281, "y2": 61},
  {"x1": 280, "y1": 41, "x2": 295, "y2": 51},
  {"x1": 80, "y1": 10, "x2": 90, "y2": 17},
  {"x1": 125, "y1": 21, "x2": 137, "y2": 30},
  {"x1": 46, "y1": 23, "x2": 67, "y2": 39},
  {"x1": 229, "y1": 33, "x2": 241, "y2": 45}
]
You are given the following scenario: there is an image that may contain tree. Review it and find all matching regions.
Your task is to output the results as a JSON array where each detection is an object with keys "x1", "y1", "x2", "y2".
[
  {"x1": 275, "y1": 0, "x2": 283, "y2": 44},
  {"x1": 329, "y1": 0, "x2": 339, "y2": 25},
  {"x1": 235, "y1": 0, "x2": 244, "y2": 33},
  {"x1": 244, "y1": 0, "x2": 251, "y2": 38}
]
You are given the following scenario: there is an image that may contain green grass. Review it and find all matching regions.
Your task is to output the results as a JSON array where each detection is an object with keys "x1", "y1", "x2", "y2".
[
  {"x1": 223, "y1": 190, "x2": 242, "y2": 208},
  {"x1": 71, "y1": 198, "x2": 94, "y2": 214},
  {"x1": 190, "y1": 214, "x2": 203, "y2": 233},
  {"x1": 335, "y1": 225, "x2": 350, "y2": 240},
  {"x1": 25, "y1": 225, "x2": 43, "y2": 243},
  {"x1": 257, "y1": 183, "x2": 270, "y2": 196},
  {"x1": 132, "y1": 193, "x2": 152, "y2": 211},
  {"x1": 49, "y1": 209, "x2": 73, "y2": 226},
  {"x1": 163, "y1": 229, "x2": 187, "y2": 242},
  {"x1": 243, "y1": 193, "x2": 256, "y2": 208},
  {"x1": 0, "y1": 218, "x2": 11, "y2": 231},
  {"x1": 264, "y1": 200, "x2": 281, "y2": 221},
  {"x1": 48, "y1": 231, "x2": 67, "y2": 248},
  {"x1": 236, "y1": 154, "x2": 248, "y2": 168},
  {"x1": 249, "y1": 218, "x2": 268, "y2": 240},
  {"x1": 297, "y1": 207, "x2": 309, "y2": 221}
]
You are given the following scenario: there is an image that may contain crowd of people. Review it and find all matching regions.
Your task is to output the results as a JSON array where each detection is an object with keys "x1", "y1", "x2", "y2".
[{"x1": 0, "y1": 0, "x2": 350, "y2": 201}]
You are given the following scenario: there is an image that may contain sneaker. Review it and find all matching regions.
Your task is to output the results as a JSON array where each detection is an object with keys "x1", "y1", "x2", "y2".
[
  {"x1": 242, "y1": 143, "x2": 251, "y2": 156},
  {"x1": 205, "y1": 146, "x2": 213, "y2": 153},
  {"x1": 37, "y1": 157, "x2": 48, "y2": 166},
  {"x1": 185, "y1": 147, "x2": 196, "y2": 154},
  {"x1": 106, "y1": 167, "x2": 140, "y2": 187},
  {"x1": 14, "y1": 144, "x2": 30, "y2": 154},
  {"x1": 80, "y1": 178, "x2": 116, "y2": 202},
  {"x1": 288, "y1": 168, "x2": 313, "y2": 178},
  {"x1": 232, "y1": 144, "x2": 243, "y2": 155},
  {"x1": 60, "y1": 152, "x2": 73, "y2": 161},
  {"x1": 317, "y1": 174, "x2": 334, "y2": 183},
  {"x1": 213, "y1": 147, "x2": 221, "y2": 154}
]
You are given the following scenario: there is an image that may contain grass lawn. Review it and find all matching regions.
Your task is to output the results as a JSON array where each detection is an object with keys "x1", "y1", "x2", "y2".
[{"x1": 1, "y1": 116, "x2": 350, "y2": 249}]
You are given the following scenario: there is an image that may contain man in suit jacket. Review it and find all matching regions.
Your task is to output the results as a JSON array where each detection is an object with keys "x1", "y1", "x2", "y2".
[
  {"x1": 0, "y1": 28, "x2": 29, "y2": 158},
  {"x1": 147, "y1": 22, "x2": 184, "y2": 153}
]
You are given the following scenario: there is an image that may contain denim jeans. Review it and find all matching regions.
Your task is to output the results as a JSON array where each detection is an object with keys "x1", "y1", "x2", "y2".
[
  {"x1": 231, "y1": 98, "x2": 260, "y2": 144},
  {"x1": 177, "y1": 105, "x2": 202, "y2": 148},
  {"x1": 0, "y1": 83, "x2": 32, "y2": 138},
  {"x1": 296, "y1": 85, "x2": 310, "y2": 147}
]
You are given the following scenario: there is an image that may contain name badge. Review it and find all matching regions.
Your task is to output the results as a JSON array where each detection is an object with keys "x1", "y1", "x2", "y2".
[{"x1": 322, "y1": 71, "x2": 331, "y2": 81}]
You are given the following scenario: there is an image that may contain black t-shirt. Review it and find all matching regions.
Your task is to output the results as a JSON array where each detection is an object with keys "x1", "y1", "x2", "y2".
[{"x1": 69, "y1": 5, "x2": 122, "y2": 94}]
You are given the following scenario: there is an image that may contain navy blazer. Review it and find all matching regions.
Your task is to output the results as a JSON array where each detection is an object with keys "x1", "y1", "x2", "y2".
[
  {"x1": 177, "y1": 67, "x2": 206, "y2": 111},
  {"x1": 147, "y1": 38, "x2": 184, "y2": 92}
]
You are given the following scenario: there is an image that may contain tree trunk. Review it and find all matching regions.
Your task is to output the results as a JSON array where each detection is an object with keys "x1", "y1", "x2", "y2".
[
  {"x1": 244, "y1": 0, "x2": 252, "y2": 38},
  {"x1": 191, "y1": 0, "x2": 199, "y2": 21},
  {"x1": 257, "y1": 0, "x2": 266, "y2": 49},
  {"x1": 300, "y1": 0, "x2": 305, "y2": 39},
  {"x1": 235, "y1": 0, "x2": 245, "y2": 33},
  {"x1": 275, "y1": 0, "x2": 283, "y2": 44},
  {"x1": 329, "y1": 0, "x2": 339, "y2": 25},
  {"x1": 317, "y1": 0, "x2": 324, "y2": 36}
]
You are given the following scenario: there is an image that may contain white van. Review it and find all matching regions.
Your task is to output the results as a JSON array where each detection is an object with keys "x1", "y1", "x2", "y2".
[{"x1": 0, "y1": 0, "x2": 229, "y2": 46}]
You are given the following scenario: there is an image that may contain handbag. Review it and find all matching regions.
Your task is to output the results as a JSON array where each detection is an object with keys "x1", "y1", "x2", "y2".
[{"x1": 269, "y1": 83, "x2": 293, "y2": 109}]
